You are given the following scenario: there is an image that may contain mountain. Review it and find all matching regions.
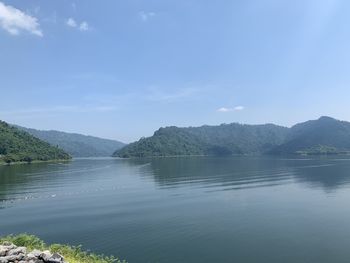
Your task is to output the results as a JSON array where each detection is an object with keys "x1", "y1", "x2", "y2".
[
  {"x1": 114, "y1": 117, "x2": 350, "y2": 158},
  {"x1": 270, "y1": 116, "x2": 350, "y2": 155},
  {"x1": 0, "y1": 121, "x2": 71, "y2": 164},
  {"x1": 114, "y1": 123, "x2": 289, "y2": 158},
  {"x1": 17, "y1": 126, "x2": 125, "y2": 157}
]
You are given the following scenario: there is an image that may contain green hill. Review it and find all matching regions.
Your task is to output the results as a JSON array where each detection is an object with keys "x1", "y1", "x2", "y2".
[
  {"x1": 114, "y1": 123, "x2": 289, "y2": 158},
  {"x1": 270, "y1": 116, "x2": 350, "y2": 155},
  {"x1": 114, "y1": 117, "x2": 350, "y2": 158},
  {"x1": 17, "y1": 126, "x2": 125, "y2": 157},
  {"x1": 0, "y1": 121, "x2": 71, "y2": 164}
]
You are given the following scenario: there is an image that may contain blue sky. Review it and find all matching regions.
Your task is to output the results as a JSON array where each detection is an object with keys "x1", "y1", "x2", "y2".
[{"x1": 0, "y1": 0, "x2": 349, "y2": 142}]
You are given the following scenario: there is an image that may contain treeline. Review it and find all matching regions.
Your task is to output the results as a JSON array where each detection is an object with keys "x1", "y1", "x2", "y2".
[
  {"x1": 114, "y1": 123, "x2": 289, "y2": 158},
  {"x1": 114, "y1": 116, "x2": 350, "y2": 158},
  {"x1": 270, "y1": 116, "x2": 350, "y2": 155},
  {"x1": 0, "y1": 121, "x2": 71, "y2": 164},
  {"x1": 17, "y1": 126, "x2": 125, "y2": 157}
]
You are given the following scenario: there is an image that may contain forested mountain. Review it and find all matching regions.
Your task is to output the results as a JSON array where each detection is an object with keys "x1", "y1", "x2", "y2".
[
  {"x1": 3, "y1": 116, "x2": 348, "y2": 162},
  {"x1": 114, "y1": 123, "x2": 289, "y2": 158},
  {"x1": 270, "y1": 116, "x2": 350, "y2": 155},
  {"x1": 0, "y1": 121, "x2": 70, "y2": 164},
  {"x1": 114, "y1": 117, "x2": 350, "y2": 158},
  {"x1": 17, "y1": 126, "x2": 125, "y2": 157}
]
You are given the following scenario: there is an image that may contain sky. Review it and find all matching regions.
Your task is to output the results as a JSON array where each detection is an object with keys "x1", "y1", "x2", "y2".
[{"x1": 0, "y1": 0, "x2": 349, "y2": 143}]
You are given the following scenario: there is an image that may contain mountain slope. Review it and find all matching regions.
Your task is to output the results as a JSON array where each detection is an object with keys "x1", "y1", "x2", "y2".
[
  {"x1": 270, "y1": 116, "x2": 350, "y2": 154},
  {"x1": 17, "y1": 126, "x2": 125, "y2": 157},
  {"x1": 0, "y1": 121, "x2": 71, "y2": 164},
  {"x1": 114, "y1": 123, "x2": 289, "y2": 158}
]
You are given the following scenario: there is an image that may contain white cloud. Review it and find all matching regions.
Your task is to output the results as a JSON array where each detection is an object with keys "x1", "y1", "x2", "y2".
[
  {"x1": 139, "y1": 11, "x2": 155, "y2": 22},
  {"x1": 217, "y1": 107, "x2": 233, "y2": 112},
  {"x1": 66, "y1": 17, "x2": 89, "y2": 31},
  {"x1": 66, "y1": 17, "x2": 77, "y2": 27},
  {"x1": 0, "y1": 1, "x2": 43, "y2": 36},
  {"x1": 217, "y1": 106, "x2": 244, "y2": 112},
  {"x1": 79, "y1": 21, "x2": 89, "y2": 31},
  {"x1": 234, "y1": 106, "x2": 244, "y2": 111}
]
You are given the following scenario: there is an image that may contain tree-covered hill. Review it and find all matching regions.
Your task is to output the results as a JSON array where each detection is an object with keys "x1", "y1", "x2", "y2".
[
  {"x1": 114, "y1": 123, "x2": 289, "y2": 158},
  {"x1": 270, "y1": 116, "x2": 350, "y2": 155},
  {"x1": 0, "y1": 121, "x2": 71, "y2": 164},
  {"x1": 17, "y1": 126, "x2": 125, "y2": 157},
  {"x1": 114, "y1": 117, "x2": 350, "y2": 158}
]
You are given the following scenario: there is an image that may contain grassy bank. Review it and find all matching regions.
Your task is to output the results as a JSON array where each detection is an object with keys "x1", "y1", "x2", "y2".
[{"x1": 0, "y1": 234, "x2": 126, "y2": 263}]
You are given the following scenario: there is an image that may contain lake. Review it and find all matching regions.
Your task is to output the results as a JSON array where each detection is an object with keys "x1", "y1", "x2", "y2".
[{"x1": 1, "y1": 156, "x2": 350, "y2": 263}]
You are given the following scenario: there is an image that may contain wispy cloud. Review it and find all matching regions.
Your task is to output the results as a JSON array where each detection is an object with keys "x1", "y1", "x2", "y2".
[
  {"x1": 32, "y1": 6, "x2": 40, "y2": 15},
  {"x1": 79, "y1": 21, "x2": 89, "y2": 31},
  {"x1": 66, "y1": 17, "x2": 90, "y2": 31},
  {"x1": 0, "y1": 105, "x2": 117, "y2": 117},
  {"x1": 217, "y1": 106, "x2": 244, "y2": 112},
  {"x1": 71, "y1": 2, "x2": 76, "y2": 11},
  {"x1": 234, "y1": 106, "x2": 244, "y2": 111},
  {"x1": 43, "y1": 11, "x2": 57, "y2": 24},
  {"x1": 217, "y1": 107, "x2": 232, "y2": 112},
  {"x1": 72, "y1": 72, "x2": 119, "y2": 83},
  {"x1": 0, "y1": 1, "x2": 43, "y2": 36},
  {"x1": 66, "y1": 17, "x2": 77, "y2": 27},
  {"x1": 139, "y1": 11, "x2": 155, "y2": 22},
  {"x1": 146, "y1": 87, "x2": 199, "y2": 102}
]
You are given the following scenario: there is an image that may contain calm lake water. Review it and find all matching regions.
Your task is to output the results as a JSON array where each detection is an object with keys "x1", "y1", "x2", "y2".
[{"x1": 1, "y1": 156, "x2": 350, "y2": 262}]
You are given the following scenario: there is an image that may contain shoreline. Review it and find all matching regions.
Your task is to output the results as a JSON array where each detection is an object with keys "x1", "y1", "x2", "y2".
[
  {"x1": 114, "y1": 152, "x2": 350, "y2": 159},
  {"x1": 0, "y1": 159, "x2": 71, "y2": 167},
  {"x1": 0, "y1": 234, "x2": 126, "y2": 263}
]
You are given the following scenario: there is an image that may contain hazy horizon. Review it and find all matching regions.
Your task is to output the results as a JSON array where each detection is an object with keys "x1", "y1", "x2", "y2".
[
  {"x1": 1, "y1": 0, "x2": 350, "y2": 142},
  {"x1": 5, "y1": 115, "x2": 343, "y2": 144}
]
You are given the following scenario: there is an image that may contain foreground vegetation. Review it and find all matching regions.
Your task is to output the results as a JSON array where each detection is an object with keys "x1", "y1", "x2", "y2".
[
  {"x1": 0, "y1": 234, "x2": 126, "y2": 263},
  {"x1": 0, "y1": 121, "x2": 71, "y2": 164}
]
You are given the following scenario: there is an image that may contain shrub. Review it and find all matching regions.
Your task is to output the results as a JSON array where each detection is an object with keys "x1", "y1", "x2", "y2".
[{"x1": 0, "y1": 234, "x2": 126, "y2": 263}]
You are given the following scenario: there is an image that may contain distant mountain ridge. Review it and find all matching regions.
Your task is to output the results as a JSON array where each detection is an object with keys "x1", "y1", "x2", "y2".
[
  {"x1": 270, "y1": 116, "x2": 350, "y2": 155},
  {"x1": 114, "y1": 116, "x2": 350, "y2": 158},
  {"x1": 17, "y1": 126, "x2": 125, "y2": 157},
  {"x1": 114, "y1": 122, "x2": 289, "y2": 158},
  {"x1": 0, "y1": 121, "x2": 70, "y2": 164}
]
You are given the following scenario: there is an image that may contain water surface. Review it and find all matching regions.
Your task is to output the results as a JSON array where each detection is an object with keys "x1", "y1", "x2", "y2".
[{"x1": 1, "y1": 156, "x2": 350, "y2": 263}]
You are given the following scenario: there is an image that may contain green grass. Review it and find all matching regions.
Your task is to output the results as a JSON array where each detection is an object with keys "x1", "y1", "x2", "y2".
[{"x1": 0, "y1": 234, "x2": 126, "y2": 263}]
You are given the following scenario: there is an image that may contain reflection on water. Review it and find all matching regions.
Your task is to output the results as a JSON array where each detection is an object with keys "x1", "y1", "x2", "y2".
[
  {"x1": 129, "y1": 156, "x2": 350, "y2": 191},
  {"x1": 1, "y1": 156, "x2": 350, "y2": 263}
]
